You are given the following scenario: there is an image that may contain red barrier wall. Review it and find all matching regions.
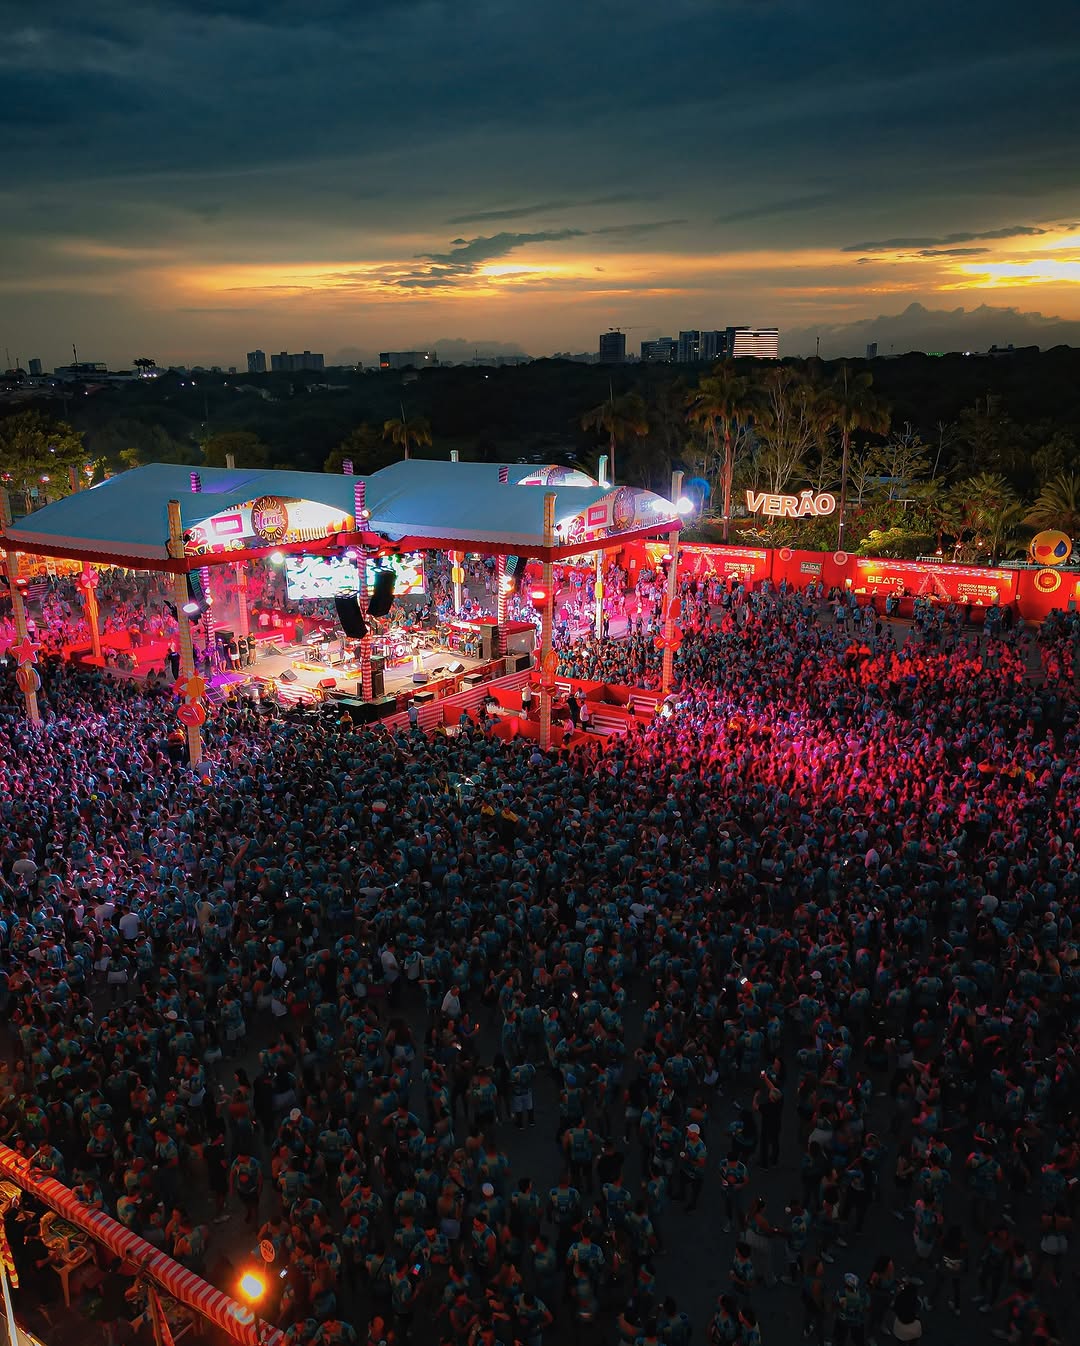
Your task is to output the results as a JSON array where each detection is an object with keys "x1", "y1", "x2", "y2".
[
  {"x1": 1015, "y1": 567, "x2": 1080, "y2": 621},
  {"x1": 621, "y1": 542, "x2": 1077, "y2": 624}
]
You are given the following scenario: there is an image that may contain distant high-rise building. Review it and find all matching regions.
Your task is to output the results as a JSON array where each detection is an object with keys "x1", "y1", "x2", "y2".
[
  {"x1": 270, "y1": 350, "x2": 325, "y2": 372},
  {"x1": 598, "y1": 331, "x2": 626, "y2": 363},
  {"x1": 28, "y1": 358, "x2": 42, "y2": 377},
  {"x1": 677, "y1": 331, "x2": 701, "y2": 363},
  {"x1": 865, "y1": 342, "x2": 878, "y2": 360},
  {"x1": 725, "y1": 327, "x2": 779, "y2": 359},
  {"x1": 247, "y1": 350, "x2": 267, "y2": 373},
  {"x1": 641, "y1": 337, "x2": 677, "y2": 363},
  {"x1": 378, "y1": 351, "x2": 437, "y2": 371},
  {"x1": 674, "y1": 330, "x2": 726, "y2": 363}
]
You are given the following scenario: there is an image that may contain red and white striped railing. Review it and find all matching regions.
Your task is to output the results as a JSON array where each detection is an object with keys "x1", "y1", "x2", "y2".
[{"x1": 0, "y1": 1144, "x2": 281, "y2": 1346}]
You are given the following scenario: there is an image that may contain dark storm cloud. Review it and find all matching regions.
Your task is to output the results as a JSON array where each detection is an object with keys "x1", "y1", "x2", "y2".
[
  {"x1": 419, "y1": 231, "x2": 586, "y2": 268},
  {"x1": 844, "y1": 225, "x2": 1049, "y2": 253},
  {"x1": 3, "y1": 0, "x2": 1079, "y2": 364},
  {"x1": 393, "y1": 221, "x2": 687, "y2": 288}
]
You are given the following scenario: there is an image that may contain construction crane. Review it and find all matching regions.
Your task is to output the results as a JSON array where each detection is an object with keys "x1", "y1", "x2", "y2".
[{"x1": 607, "y1": 326, "x2": 647, "y2": 334}]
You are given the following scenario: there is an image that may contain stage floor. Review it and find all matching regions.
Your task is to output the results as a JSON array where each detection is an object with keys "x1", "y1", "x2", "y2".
[{"x1": 238, "y1": 642, "x2": 490, "y2": 699}]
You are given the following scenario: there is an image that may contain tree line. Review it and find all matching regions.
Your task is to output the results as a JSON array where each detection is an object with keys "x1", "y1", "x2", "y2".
[{"x1": 2, "y1": 350, "x2": 1079, "y2": 558}]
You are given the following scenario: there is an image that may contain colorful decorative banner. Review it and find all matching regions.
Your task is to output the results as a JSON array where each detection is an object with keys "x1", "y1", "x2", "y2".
[
  {"x1": 560, "y1": 487, "x2": 679, "y2": 547},
  {"x1": 184, "y1": 497, "x2": 353, "y2": 557},
  {"x1": 851, "y1": 558, "x2": 1018, "y2": 605}
]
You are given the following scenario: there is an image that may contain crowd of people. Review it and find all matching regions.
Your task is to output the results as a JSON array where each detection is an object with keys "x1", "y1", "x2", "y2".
[{"x1": 0, "y1": 574, "x2": 1078, "y2": 1346}]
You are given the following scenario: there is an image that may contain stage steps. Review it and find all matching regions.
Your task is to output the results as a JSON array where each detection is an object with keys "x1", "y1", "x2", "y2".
[{"x1": 381, "y1": 669, "x2": 532, "y2": 734}]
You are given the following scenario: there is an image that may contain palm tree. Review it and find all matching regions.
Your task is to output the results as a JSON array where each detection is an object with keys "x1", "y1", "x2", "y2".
[
  {"x1": 1025, "y1": 472, "x2": 1080, "y2": 537},
  {"x1": 382, "y1": 414, "x2": 432, "y2": 461},
  {"x1": 823, "y1": 366, "x2": 890, "y2": 549},
  {"x1": 687, "y1": 361, "x2": 752, "y2": 543},
  {"x1": 580, "y1": 391, "x2": 649, "y2": 484},
  {"x1": 949, "y1": 472, "x2": 1021, "y2": 561}
]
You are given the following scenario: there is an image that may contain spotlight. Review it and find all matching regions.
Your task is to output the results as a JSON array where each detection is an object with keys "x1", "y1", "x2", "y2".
[
  {"x1": 181, "y1": 601, "x2": 201, "y2": 617},
  {"x1": 238, "y1": 1271, "x2": 265, "y2": 1303},
  {"x1": 675, "y1": 496, "x2": 694, "y2": 516},
  {"x1": 270, "y1": 551, "x2": 285, "y2": 565}
]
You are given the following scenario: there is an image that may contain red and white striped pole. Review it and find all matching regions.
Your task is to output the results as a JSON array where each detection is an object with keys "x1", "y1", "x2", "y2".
[
  {"x1": 190, "y1": 473, "x2": 214, "y2": 663},
  {"x1": 355, "y1": 479, "x2": 374, "y2": 701},
  {"x1": 496, "y1": 465, "x2": 510, "y2": 657}
]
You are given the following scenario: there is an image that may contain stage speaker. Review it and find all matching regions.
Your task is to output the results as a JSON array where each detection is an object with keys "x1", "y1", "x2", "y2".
[
  {"x1": 412, "y1": 670, "x2": 430, "y2": 684},
  {"x1": 370, "y1": 668, "x2": 385, "y2": 698},
  {"x1": 368, "y1": 568, "x2": 396, "y2": 618},
  {"x1": 334, "y1": 595, "x2": 368, "y2": 639},
  {"x1": 279, "y1": 670, "x2": 298, "y2": 683},
  {"x1": 446, "y1": 660, "x2": 465, "y2": 674},
  {"x1": 412, "y1": 690, "x2": 435, "y2": 704},
  {"x1": 478, "y1": 621, "x2": 500, "y2": 660},
  {"x1": 513, "y1": 653, "x2": 532, "y2": 672},
  {"x1": 318, "y1": 677, "x2": 337, "y2": 690},
  {"x1": 332, "y1": 695, "x2": 396, "y2": 725}
]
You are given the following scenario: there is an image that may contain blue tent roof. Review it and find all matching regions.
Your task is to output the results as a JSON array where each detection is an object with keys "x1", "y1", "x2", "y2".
[{"x1": 3, "y1": 460, "x2": 680, "y2": 568}]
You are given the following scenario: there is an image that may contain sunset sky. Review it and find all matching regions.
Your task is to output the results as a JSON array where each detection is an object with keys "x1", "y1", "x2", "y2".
[{"x1": 3, "y1": 1, "x2": 1079, "y2": 368}]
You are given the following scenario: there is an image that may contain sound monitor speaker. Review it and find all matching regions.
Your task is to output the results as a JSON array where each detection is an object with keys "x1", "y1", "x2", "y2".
[
  {"x1": 279, "y1": 670, "x2": 298, "y2": 683},
  {"x1": 318, "y1": 677, "x2": 337, "y2": 690},
  {"x1": 412, "y1": 671, "x2": 430, "y2": 684},
  {"x1": 334, "y1": 595, "x2": 368, "y2": 639},
  {"x1": 412, "y1": 690, "x2": 435, "y2": 704},
  {"x1": 333, "y1": 695, "x2": 396, "y2": 725},
  {"x1": 446, "y1": 660, "x2": 465, "y2": 674},
  {"x1": 368, "y1": 569, "x2": 396, "y2": 618}
]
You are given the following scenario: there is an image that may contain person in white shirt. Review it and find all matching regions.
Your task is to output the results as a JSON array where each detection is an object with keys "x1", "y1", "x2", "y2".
[
  {"x1": 118, "y1": 908, "x2": 141, "y2": 942},
  {"x1": 380, "y1": 945, "x2": 401, "y2": 1006}
]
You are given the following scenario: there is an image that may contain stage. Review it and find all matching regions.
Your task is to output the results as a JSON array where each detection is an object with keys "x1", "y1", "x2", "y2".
[{"x1": 205, "y1": 636, "x2": 502, "y2": 710}]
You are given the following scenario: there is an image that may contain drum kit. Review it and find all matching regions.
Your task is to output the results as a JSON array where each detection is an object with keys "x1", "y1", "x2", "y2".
[{"x1": 306, "y1": 621, "x2": 447, "y2": 668}]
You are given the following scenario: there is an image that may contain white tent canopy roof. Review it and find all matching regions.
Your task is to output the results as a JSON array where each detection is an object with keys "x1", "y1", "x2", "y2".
[{"x1": 2, "y1": 460, "x2": 681, "y2": 569}]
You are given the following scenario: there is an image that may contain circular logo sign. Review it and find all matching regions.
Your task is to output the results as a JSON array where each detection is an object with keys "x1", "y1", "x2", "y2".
[
  {"x1": 259, "y1": 1239, "x2": 276, "y2": 1264},
  {"x1": 779, "y1": 547, "x2": 793, "y2": 562},
  {"x1": 610, "y1": 486, "x2": 637, "y2": 532},
  {"x1": 833, "y1": 551, "x2": 849, "y2": 566},
  {"x1": 1034, "y1": 568, "x2": 1062, "y2": 594},
  {"x1": 250, "y1": 496, "x2": 290, "y2": 545},
  {"x1": 178, "y1": 702, "x2": 208, "y2": 727}
]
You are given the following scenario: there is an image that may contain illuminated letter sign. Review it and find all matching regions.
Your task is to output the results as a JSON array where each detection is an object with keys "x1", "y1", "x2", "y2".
[{"x1": 744, "y1": 489, "x2": 836, "y2": 519}]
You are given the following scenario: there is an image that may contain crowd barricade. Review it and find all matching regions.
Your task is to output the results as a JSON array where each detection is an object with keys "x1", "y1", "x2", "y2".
[{"x1": 0, "y1": 1143, "x2": 281, "y2": 1346}]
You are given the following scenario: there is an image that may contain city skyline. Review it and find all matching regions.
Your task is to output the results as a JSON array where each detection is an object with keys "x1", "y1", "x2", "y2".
[{"x1": 3, "y1": 2, "x2": 1079, "y2": 370}]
